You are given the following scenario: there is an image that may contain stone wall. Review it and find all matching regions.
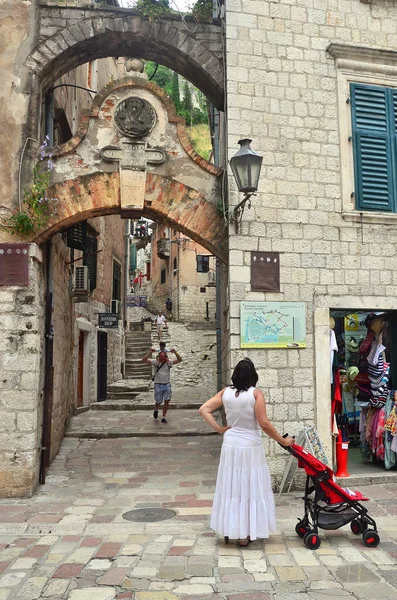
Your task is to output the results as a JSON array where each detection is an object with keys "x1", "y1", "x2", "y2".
[
  {"x1": 0, "y1": 248, "x2": 45, "y2": 497},
  {"x1": 51, "y1": 235, "x2": 74, "y2": 462},
  {"x1": 164, "y1": 322, "x2": 217, "y2": 397},
  {"x1": 178, "y1": 285, "x2": 216, "y2": 324},
  {"x1": 226, "y1": 0, "x2": 397, "y2": 481}
]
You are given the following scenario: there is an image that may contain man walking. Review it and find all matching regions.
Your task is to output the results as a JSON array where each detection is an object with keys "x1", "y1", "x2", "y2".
[
  {"x1": 142, "y1": 347, "x2": 182, "y2": 423},
  {"x1": 155, "y1": 310, "x2": 167, "y2": 342},
  {"x1": 165, "y1": 297, "x2": 173, "y2": 320}
]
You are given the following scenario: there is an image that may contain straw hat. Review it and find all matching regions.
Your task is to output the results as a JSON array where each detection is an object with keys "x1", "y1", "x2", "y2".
[{"x1": 347, "y1": 366, "x2": 359, "y2": 381}]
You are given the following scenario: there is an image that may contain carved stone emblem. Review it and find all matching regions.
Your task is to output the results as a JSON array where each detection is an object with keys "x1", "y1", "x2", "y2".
[{"x1": 114, "y1": 97, "x2": 156, "y2": 138}]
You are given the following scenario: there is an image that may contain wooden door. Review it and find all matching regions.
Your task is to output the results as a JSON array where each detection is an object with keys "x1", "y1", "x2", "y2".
[
  {"x1": 97, "y1": 331, "x2": 108, "y2": 402},
  {"x1": 77, "y1": 331, "x2": 84, "y2": 407}
]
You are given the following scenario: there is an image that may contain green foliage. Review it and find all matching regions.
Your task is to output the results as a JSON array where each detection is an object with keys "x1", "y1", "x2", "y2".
[
  {"x1": 187, "y1": 123, "x2": 212, "y2": 160},
  {"x1": 134, "y1": 0, "x2": 171, "y2": 21},
  {"x1": 1, "y1": 138, "x2": 59, "y2": 237},
  {"x1": 171, "y1": 71, "x2": 181, "y2": 111},
  {"x1": 191, "y1": 0, "x2": 213, "y2": 23}
]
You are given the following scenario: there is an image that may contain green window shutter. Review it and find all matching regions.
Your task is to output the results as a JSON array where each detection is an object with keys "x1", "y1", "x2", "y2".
[
  {"x1": 350, "y1": 83, "x2": 394, "y2": 212},
  {"x1": 84, "y1": 236, "x2": 97, "y2": 292}
]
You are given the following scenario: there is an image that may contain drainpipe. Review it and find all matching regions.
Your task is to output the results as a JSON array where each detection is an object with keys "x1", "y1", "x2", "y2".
[
  {"x1": 216, "y1": 257, "x2": 222, "y2": 391},
  {"x1": 168, "y1": 229, "x2": 172, "y2": 316},
  {"x1": 45, "y1": 91, "x2": 54, "y2": 147},
  {"x1": 40, "y1": 240, "x2": 54, "y2": 484}
]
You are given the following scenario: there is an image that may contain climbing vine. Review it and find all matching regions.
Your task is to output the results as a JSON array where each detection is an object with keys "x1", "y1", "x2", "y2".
[
  {"x1": 124, "y1": 0, "x2": 213, "y2": 23},
  {"x1": 191, "y1": 0, "x2": 213, "y2": 23},
  {"x1": 1, "y1": 137, "x2": 58, "y2": 237},
  {"x1": 134, "y1": 0, "x2": 170, "y2": 22}
]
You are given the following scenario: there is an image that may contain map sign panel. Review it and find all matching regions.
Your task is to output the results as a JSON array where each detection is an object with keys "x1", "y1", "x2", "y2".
[{"x1": 240, "y1": 302, "x2": 306, "y2": 349}]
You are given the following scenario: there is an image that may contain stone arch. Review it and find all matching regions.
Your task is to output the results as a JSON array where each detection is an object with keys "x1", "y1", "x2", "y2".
[
  {"x1": 28, "y1": 12, "x2": 224, "y2": 109},
  {"x1": 33, "y1": 172, "x2": 227, "y2": 262}
]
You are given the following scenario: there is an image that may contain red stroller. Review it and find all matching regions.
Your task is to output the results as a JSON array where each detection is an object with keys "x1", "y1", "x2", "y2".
[{"x1": 283, "y1": 443, "x2": 380, "y2": 549}]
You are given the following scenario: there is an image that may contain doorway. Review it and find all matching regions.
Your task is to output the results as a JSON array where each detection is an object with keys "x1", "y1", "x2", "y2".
[
  {"x1": 97, "y1": 331, "x2": 108, "y2": 402},
  {"x1": 77, "y1": 331, "x2": 85, "y2": 408}
]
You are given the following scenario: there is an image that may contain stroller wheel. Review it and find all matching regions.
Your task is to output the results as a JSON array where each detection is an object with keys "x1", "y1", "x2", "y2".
[
  {"x1": 363, "y1": 530, "x2": 380, "y2": 548},
  {"x1": 224, "y1": 536, "x2": 229, "y2": 544},
  {"x1": 350, "y1": 519, "x2": 363, "y2": 535},
  {"x1": 303, "y1": 531, "x2": 321, "y2": 550},
  {"x1": 295, "y1": 520, "x2": 311, "y2": 539}
]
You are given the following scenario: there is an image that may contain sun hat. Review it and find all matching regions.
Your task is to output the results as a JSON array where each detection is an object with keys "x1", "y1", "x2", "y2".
[{"x1": 347, "y1": 366, "x2": 359, "y2": 381}]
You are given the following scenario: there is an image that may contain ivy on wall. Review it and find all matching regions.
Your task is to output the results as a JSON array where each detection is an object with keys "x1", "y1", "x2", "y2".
[{"x1": 1, "y1": 137, "x2": 59, "y2": 237}]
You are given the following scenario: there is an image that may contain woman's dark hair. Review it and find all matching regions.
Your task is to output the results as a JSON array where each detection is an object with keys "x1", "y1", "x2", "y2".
[{"x1": 231, "y1": 359, "x2": 258, "y2": 392}]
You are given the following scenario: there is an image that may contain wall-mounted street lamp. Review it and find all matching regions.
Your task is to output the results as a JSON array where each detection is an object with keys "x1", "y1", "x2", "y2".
[{"x1": 229, "y1": 138, "x2": 263, "y2": 233}]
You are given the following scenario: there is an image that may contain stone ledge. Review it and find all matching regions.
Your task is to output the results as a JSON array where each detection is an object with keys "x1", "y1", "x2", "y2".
[{"x1": 342, "y1": 211, "x2": 397, "y2": 225}]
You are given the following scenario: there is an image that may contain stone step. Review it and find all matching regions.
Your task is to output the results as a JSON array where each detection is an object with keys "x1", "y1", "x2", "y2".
[
  {"x1": 106, "y1": 392, "x2": 140, "y2": 400},
  {"x1": 66, "y1": 409, "x2": 220, "y2": 438},
  {"x1": 92, "y1": 401, "x2": 201, "y2": 411}
]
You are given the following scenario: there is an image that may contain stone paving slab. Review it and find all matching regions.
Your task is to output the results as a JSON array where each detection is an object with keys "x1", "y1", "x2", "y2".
[
  {"x1": 66, "y1": 410, "x2": 221, "y2": 438},
  {"x1": 0, "y1": 437, "x2": 396, "y2": 599}
]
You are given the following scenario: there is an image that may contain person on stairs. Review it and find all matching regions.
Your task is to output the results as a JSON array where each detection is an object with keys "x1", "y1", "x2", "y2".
[
  {"x1": 142, "y1": 347, "x2": 182, "y2": 423},
  {"x1": 155, "y1": 310, "x2": 167, "y2": 342}
]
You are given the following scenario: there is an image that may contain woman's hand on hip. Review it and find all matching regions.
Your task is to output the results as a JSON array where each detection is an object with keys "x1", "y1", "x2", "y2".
[{"x1": 217, "y1": 425, "x2": 231, "y2": 434}]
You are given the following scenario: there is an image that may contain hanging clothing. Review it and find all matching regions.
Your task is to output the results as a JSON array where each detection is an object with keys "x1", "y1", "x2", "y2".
[{"x1": 330, "y1": 329, "x2": 338, "y2": 383}]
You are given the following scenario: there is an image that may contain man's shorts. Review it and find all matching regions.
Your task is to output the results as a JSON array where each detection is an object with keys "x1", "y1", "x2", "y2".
[{"x1": 154, "y1": 383, "x2": 172, "y2": 405}]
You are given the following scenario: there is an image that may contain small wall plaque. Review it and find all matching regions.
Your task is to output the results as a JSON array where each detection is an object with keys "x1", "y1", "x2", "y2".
[
  {"x1": 251, "y1": 251, "x2": 280, "y2": 292},
  {"x1": 0, "y1": 243, "x2": 29, "y2": 286},
  {"x1": 98, "y1": 313, "x2": 119, "y2": 329}
]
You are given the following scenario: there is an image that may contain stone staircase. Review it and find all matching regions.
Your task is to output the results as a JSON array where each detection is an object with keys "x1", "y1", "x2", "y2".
[
  {"x1": 125, "y1": 331, "x2": 152, "y2": 379},
  {"x1": 67, "y1": 321, "x2": 221, "y2": 436}
]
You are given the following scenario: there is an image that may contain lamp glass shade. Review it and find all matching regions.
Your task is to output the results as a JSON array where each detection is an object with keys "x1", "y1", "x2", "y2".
[{"x1": 229, "y1": 138, "x2": 263, "y2": 193}]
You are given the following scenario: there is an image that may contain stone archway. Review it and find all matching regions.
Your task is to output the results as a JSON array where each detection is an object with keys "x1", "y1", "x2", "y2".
[
  {"x1": 32, "y1": 77, "x2": 227, "y2": 261},
  {"x1": 28, "y1": 7, "x2": 224, "y2": 109}
]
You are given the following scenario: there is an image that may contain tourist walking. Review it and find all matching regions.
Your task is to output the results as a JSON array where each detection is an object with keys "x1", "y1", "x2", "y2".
[
  {"x1": 155, "y1": 310, "x2": 167, "y2": 341},
  {"x1": 142, "y1": 347, "x2": 182, "y2": 423},
  {"x1": 165, "y1": 297, "x2": 173, "y2": 320},
  {"x1": 199, "y1": 359, "x2": 294, "y2": 545}
]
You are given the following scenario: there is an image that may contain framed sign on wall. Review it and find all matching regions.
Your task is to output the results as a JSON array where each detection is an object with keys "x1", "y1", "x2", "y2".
[{"x1": 240, "y1": 301, "x2": 306, "y2": 349}]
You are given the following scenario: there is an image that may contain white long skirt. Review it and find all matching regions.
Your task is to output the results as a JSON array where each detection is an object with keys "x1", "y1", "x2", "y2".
[{"x1": 210, "y1": 435, "x2": 277, "y2": 540}]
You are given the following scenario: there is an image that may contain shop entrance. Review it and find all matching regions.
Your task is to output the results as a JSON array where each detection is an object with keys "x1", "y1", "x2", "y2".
[{"x1": 330, "y1": 309, "x2": 397, "y2": 476}]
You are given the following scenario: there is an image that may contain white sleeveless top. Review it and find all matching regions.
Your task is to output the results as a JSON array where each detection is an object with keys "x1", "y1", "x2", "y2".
[{"x1": 222, "y1": 386, "x2": 262, "y2": 443}]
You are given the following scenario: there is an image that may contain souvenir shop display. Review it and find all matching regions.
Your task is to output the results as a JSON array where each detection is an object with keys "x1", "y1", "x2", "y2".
[{"x1": 330, "y1": 311, "x2": 397, "y2": 471}]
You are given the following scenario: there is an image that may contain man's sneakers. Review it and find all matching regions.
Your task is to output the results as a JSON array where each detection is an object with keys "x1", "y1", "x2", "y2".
[
  {"x1": 153, "y1": 409, "x2": 158, "y2": 420},
  {"x1": 161, "y1": 418, "x2": 167, "y2": 424}
]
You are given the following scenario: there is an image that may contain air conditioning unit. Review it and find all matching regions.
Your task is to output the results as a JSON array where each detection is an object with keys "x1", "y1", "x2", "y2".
[
  {"x1": 111, "y1": 299, "x2": 122, "y2": 317},
  {"x1": 74, "y1": 266, "x2": 89, "y2": 292}
]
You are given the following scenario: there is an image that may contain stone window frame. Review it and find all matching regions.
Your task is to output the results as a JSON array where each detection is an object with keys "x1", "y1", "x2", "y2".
[{"x1": 329, "y1": 43, "x2": 397, "y2": 225}]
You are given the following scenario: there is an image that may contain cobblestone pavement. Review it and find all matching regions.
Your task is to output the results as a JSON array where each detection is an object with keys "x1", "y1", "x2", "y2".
[{"x1": 0, "y1": 436, "x2": 397, "y2": 599}]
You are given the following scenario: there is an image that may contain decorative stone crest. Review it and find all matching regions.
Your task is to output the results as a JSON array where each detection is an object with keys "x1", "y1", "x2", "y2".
[{"x1": 114, "y1": 97, "x2": 156, "y2": 138}]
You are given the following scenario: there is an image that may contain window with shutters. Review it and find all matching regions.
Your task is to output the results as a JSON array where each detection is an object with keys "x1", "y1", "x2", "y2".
[
  {"x1": 196, "y1": 255, "x2": 210, "y2": 273},
  {"x1": 351, "y1": 83, "x2": 397, "y2": 213},
  {"x1": 112, "y1": 260, "x2": 122, "y2": 301},
  {"x1": 83, "y1": 231, "x2": 98, "y2": 292},
  {"x1": 161, "y1": 269, "x2": 166, "y2": 284}
]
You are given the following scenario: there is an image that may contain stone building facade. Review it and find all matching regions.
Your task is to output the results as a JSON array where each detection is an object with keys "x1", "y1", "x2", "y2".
[
  {"x1": 225, "y1": 0, "x2": 397, "y2": 480},
  {"x1": 148, "y1": 223, "x2": 217, "y2": 324},
  {"x1": 4, "y1": 0, "x2": 397, "y2": 495}
]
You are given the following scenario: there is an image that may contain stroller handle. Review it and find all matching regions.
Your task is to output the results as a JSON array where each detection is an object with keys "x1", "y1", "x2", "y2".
[{"x1": 278, "y1": 433, "x2": 295, "y2": 453}]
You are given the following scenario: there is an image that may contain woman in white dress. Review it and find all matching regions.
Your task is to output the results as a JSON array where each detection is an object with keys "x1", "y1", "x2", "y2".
[{"x1": 199, "y1": 359, "x2": 294, "y2": 546}]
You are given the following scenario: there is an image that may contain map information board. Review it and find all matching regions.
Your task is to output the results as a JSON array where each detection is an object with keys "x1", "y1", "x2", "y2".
[{"x1": 240, "y1": 301, "x2": 306, "y2": 348}]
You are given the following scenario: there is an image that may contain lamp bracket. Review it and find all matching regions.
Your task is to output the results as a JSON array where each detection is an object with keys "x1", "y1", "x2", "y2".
[{"x1": 232, "y1": 192, "x2": 255, "y2": 233}]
